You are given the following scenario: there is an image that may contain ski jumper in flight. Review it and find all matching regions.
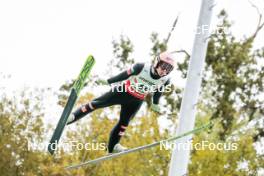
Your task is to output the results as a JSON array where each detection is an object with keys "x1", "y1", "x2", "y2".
[{"x1": 67, "y1": 51, "x2": 175, "y2": 153}]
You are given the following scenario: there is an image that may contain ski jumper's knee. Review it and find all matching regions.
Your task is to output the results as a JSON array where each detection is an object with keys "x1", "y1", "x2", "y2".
[
  {"x1": 118, "y1": 125, "x2": 127, "y2": 136},
  {"x1": 73, "y1": 102, "x2": 94, "y2": 119},
  {"x1": 88, "y1": 102, "x2": 95, "y2": 110}
]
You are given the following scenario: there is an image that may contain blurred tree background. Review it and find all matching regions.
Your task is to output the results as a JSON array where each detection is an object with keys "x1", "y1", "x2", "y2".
[{"x1": 0, "y1": 9, "x2": 263, "y2": 176}]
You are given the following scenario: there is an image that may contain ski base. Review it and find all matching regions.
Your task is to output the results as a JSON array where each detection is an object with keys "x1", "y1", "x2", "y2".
[{"x1": 48, "y1": 55, "x2": 95, "y2": 155}]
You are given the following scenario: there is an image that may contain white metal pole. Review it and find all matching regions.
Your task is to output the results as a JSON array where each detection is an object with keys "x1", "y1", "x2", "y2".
[{"x1": 168, "y1": 0, "x2": 215, "y2": 175}]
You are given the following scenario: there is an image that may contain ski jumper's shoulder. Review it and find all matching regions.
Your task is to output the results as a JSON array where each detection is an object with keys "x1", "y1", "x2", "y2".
[{"x1": 128, "y1": 63, "x2": 145, "y2": 75}]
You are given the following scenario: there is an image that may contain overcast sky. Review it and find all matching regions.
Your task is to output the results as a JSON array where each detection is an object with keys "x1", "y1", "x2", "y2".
[{"x1": 0, "y1": 0, "x2": 264, "y2": 90}]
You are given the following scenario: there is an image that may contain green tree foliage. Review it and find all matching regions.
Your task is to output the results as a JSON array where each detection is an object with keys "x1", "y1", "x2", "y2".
[
  {"x1": 150, "y1": 32, "x2": 168, "y2": 57},
  {"x1": 0, "y1": 87, "x2": 69, "y2": 176},
  {"x1": 204, "y1": 10, "x2": 264, "y2": 139},
  {"x1": 186, "y1": 10, "x2": 264, "y2": 175},
  {"x1": 111, "y1": 35, "x2": 135, "y2": 72},
  {"x1": 189, "y1": 111, "x2": 264, "y2": 175}
]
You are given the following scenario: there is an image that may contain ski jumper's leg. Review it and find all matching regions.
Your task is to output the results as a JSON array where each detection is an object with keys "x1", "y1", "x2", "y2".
[
  {"x1": 68, "y1": 88, "x2": 120, "y2": 125},
  {"x1": 108, "y1": 99, "x2": 143, "y2": 153}
]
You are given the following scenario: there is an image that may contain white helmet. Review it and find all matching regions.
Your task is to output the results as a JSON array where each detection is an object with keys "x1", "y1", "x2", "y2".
[{"x1": 154, "y1": 51, "x2": 175, "y2": 73}]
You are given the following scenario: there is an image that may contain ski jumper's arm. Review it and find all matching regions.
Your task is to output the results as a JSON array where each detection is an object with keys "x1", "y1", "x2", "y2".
[
  {"x1": 107, "y1": 63, "x2": 144, "y2": 84},
  {"x1": 152, "y1": 79, "x2": 170, "y2": 105}
]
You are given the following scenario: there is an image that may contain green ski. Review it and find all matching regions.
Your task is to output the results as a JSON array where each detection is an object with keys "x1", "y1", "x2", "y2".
[
  {"x1": 48, "y1": 55, "x2": 95, "y2": 155},
  {"x1": 65, "y1": 122, "x2": 212, "y2": 169}
]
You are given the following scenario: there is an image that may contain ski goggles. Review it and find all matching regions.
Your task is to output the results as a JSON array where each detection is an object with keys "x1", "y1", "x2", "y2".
[{"x1": 157, "y1": 60, "x2": 174, "y2": 73}]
